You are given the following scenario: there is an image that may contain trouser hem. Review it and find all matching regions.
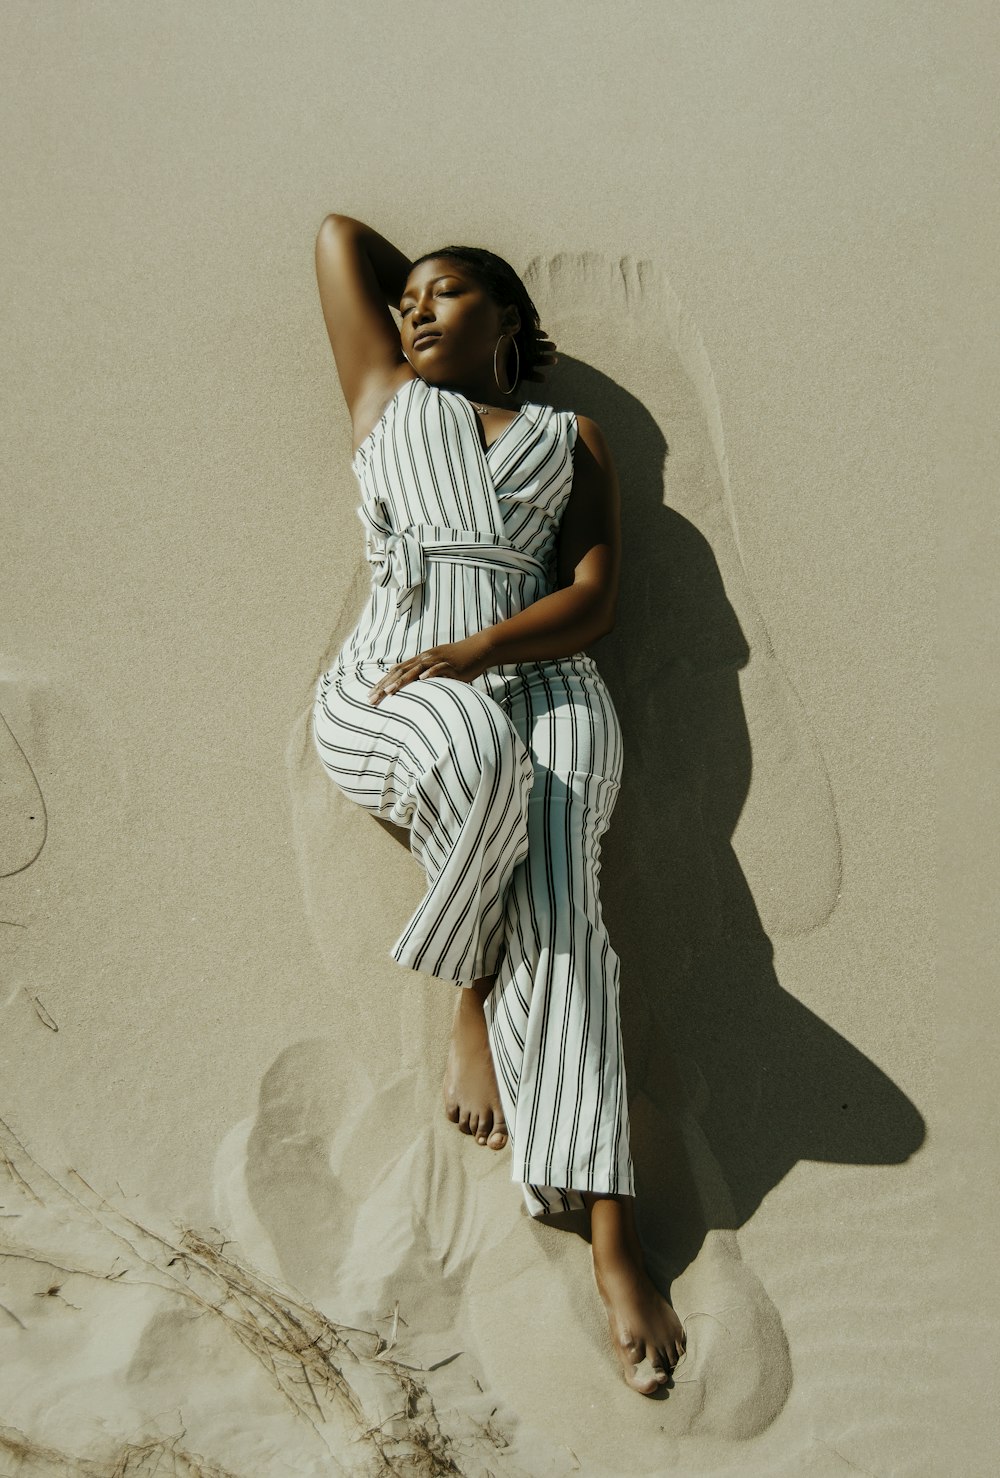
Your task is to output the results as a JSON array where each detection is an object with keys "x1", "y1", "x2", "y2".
[
  {"x1": 514, "y1": 1162, "x2": 636, "y2": 1199},
  {"x1": 388, "y1": 943, "x2": 500, "y2": 987}
]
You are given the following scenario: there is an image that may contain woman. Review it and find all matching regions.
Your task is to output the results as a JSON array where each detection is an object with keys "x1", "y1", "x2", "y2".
[{"x1": 311, "y1": 213, "x2": 686, "y2": 1395}]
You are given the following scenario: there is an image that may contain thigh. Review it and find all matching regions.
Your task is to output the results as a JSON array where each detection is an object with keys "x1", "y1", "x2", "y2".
[
  {"x1": 484, "y1": 654, "x2": 623, "y2": 787},
  {"x1": 313, "y1": 664, "x2": 530, "y2": 821}
]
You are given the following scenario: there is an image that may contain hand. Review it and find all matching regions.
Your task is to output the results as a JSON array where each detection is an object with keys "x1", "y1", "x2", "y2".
[
  {"x1": 367, "y1": 633, "x2": 494, "y2": 705},
  {"x1": 522, "y1": 326, "x2": 558, "y2": 383}
]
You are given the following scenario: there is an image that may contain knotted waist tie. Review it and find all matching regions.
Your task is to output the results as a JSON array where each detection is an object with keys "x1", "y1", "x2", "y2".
[{"x1": 364, "y1": 522, "x2": 549, "y2": 617}]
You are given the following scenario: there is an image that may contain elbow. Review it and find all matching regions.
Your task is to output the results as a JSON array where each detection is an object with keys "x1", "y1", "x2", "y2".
[
  {"x1": 571, "y1": 581, "x2": 615, "y2": 640},
  {"x1": 317, "y1": 212, "x2": 353, "y2": 236}
]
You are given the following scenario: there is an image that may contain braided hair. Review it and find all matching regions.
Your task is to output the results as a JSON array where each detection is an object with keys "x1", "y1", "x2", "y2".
[{"x1": 407, "y1": 245, "x2": 543, "y2": 388}]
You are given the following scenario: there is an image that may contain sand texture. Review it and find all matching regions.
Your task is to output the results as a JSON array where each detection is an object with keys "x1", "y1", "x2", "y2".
[{"x1": 0, "y1": 3, "x2": 957, "y2": 1473}]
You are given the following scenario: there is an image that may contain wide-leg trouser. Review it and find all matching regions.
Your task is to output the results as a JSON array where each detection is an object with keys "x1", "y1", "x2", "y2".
[{"x1": 311, "y1": 655, "x2": 635, "y2": 1217}]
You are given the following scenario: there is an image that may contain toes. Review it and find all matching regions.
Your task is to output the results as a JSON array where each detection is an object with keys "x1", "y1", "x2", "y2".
[
  {"x1": 628, "y1": 1362, "x2": 661, "y2": 1396},
  {"x1": 619, "y1": 1338, "x2": 656, "y2": 1395},
  {"x1": 448, "y1": 1103, "x2": 506, "y2": 1142},
  {"x1": 617, "y1": 1334, "x2": 675, "y2": 1396},
  {"x1": 474, "y1": 1111, "x2": 508, "y2": 1147},
  {"x1": 444, "y1": 1091, "x2": 507, "y2": 1147}
]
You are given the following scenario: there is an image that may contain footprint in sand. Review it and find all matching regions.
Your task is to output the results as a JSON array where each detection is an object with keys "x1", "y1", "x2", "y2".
[
  {"x1": 465, "y1": 1083, "x2": 791, "y2": 1458},
  {"x1": 213, "y1": 1038, "x2": 514, "y2": 1367}
]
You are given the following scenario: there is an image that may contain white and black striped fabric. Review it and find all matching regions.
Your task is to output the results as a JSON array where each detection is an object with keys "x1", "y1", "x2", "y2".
[{"x1": 312, "y1": 375, "x2": 634, "y2": 1216}]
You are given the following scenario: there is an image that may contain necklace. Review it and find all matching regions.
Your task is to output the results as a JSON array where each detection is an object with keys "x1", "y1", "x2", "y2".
[{"x1": 470, "y1": 398, "x2": 520, "y2": 415}]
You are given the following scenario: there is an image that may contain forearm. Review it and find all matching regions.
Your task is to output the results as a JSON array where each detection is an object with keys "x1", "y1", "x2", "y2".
[
  {"x1": 475, "y1": 582, "x2": 613, "y2": 669},
  {"x1": 367, "y1": 581, "x2": 615, "y2": 706},
  {"x1": 328, "y1": 214, "x2": 412, "y2": 307}
]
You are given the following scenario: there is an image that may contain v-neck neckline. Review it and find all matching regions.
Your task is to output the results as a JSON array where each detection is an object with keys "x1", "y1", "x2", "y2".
[{"x1": 456, "y1": 393, "x2": 532, "y2": 460}]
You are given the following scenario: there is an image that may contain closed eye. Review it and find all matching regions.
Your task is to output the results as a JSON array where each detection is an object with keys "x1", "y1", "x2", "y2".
[{"x1": 400, "y1": 290, "x2": 458, "y2": 317}]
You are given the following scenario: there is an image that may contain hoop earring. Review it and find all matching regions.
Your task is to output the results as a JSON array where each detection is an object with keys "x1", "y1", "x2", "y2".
[{"x1": 494, "y1": 334, "x2": 520, "y2": 395}]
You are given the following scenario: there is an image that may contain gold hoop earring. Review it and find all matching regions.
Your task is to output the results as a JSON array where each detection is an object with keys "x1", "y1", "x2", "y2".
[{"x1": 494, "y1": 334, "x2": 520, "y2": 395}]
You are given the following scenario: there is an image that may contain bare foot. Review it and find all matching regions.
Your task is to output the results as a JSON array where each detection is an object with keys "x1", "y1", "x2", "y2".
[
  {"x1": 442, "y1": 978, "x2": 508, "y2": 1150},
  {"x1": 584, "y1": 1191, "x2": 687, "y2": 1396}
]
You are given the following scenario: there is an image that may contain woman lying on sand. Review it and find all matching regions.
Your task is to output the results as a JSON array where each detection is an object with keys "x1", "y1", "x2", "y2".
[{"x1": 311, "y1": 213, "x2": 686, "y2": 1395}]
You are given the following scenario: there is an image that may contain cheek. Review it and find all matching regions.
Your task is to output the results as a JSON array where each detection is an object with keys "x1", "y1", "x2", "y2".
[{"x1": 461, "y1": 307, "x2": 496, "y2": 347}]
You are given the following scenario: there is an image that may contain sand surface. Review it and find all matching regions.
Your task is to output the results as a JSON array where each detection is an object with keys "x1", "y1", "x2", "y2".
[{"x1": 1, "y1": 3, "x2": 975, "y2": 1473}]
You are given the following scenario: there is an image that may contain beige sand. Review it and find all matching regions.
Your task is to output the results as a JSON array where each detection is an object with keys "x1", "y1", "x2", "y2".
[{"x1": 0, "y1": 3, "x2": 960, "y2": 1473}]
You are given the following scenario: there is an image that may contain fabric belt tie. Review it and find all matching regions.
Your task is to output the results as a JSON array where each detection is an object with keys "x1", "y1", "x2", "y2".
[{"x1": 364, "y1": 522, "x2": 549, "y2": 617}]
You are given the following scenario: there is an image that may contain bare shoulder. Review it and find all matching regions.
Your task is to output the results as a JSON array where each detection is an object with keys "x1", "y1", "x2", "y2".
[
  {"x1": 573, "y1": 413, "x2": 614, "y2": 467},
  {"x1": 562, "y1": 411, "x2": 620, "y2": 530},
  {"x1": 556, "y1": 410, "x2": 621, "y2": 587}
]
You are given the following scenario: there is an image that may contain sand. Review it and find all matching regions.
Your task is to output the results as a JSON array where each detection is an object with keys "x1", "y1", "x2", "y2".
[{"x1": 1, "y1": 3, "x2": 966, "y2": 1473}]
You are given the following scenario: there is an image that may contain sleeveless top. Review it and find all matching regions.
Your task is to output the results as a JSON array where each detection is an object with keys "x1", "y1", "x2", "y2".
[{"x1": 334, "y1": 375, "x2": 579, "y2": 678}]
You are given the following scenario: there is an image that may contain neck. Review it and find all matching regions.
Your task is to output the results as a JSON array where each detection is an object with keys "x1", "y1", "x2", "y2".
[{"x1": 438, "y1": 376, "x2": 519, "y2": 408}]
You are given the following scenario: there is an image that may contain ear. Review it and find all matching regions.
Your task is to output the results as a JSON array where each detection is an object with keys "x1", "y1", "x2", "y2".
[{"x1": 500, "y1": 306, "x2": 522, "y2": 338}]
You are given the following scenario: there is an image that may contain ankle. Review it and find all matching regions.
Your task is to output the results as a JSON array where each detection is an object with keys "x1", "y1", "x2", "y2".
[{"x1": 587, "y1": 1194, "x2": 640, "y2": 1254}]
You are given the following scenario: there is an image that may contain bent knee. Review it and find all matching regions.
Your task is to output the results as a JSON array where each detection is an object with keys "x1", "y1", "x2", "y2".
[{"x1": 394, "y1": 676, "x2": 532, "y2": 794}]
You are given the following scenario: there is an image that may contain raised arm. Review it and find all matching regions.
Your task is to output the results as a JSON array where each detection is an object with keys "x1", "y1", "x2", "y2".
[{"x1": 314, "y1": 214, "x2": 416, "y2": 447}]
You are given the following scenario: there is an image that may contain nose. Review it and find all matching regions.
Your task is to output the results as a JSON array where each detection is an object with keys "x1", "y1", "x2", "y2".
[{"x1": 411, "y1": 300, "x2": 435, "y2": 331}]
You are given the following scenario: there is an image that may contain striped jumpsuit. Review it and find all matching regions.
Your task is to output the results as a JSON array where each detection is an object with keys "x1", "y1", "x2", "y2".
[{"x1": 311, "y1": 375, "x2": 635, "y2": 1217}]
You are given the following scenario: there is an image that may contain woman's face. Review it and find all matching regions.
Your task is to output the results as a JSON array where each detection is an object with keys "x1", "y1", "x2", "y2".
[{"x1": 398, "y1": 258, "x2": 520, "y2": 388}]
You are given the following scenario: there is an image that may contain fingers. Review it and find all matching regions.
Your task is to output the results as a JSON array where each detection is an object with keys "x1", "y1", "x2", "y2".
[
  {"x1": 368, "y1": 655, "x2": 459, "y2": 704},
  {"x1": 367, "y1": 658, "x2": 423, "y2": 705},
  {"x1": 525, "y1": 332, "x2": 558, "y2": 382},
  {"x1": 417, "y1": 661, "x2": 456, "y2": 680}
]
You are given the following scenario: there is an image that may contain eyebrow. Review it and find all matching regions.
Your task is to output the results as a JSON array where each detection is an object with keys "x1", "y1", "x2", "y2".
[{"x1": 399, "y1": 273, "x2": 463, "y2": 305}]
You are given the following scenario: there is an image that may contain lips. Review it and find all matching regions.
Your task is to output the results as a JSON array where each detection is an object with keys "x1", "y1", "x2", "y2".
[{"x1": 413, "y1": 332, "x2": 441, "y2": 349}]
